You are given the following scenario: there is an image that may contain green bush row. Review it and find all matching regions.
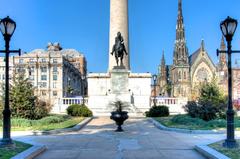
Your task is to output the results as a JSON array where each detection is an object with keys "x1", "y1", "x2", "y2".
[
  {"x1": 67, "y1": 104, "x2": 93, "y2": 117},
  {"x1": 0, "y1": 115, "x2": 70, "y2": 127},
  {"x1": 171, "y1": 115, "x2": 240, "y2": 129},
  {"x1": 145, "y1": 105, "x2": 169, "y2": 117}
]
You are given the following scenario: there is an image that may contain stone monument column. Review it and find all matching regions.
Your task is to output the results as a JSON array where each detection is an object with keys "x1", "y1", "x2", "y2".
[{"x1": 109, "y1": 0, "x2": 130, "y2": 71}]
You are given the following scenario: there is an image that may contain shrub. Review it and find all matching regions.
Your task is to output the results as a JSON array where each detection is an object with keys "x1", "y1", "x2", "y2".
[
  {"x1": 183, "y1": 101, "x2": 200, "y2": 118},
  {"x1": 184, "y1": 78, "x2": 227, "y2": 121},
  {"x1": 145, "y1": 105, "x2": 169, "y2": 117},
  {"x1": 233, "y1": 100, "x2": 240, "y2": 111},
  {"x1": 67, "y1": 104, "x2": 93, "y2": 117},
  {"x1": 9, "y1": 73, "x2": 51, "y2": 120},
  {"x1": 0, "y1": 101, "x2": 3, "y2": 119},
  {"x1": 171, "y1": 114, "x2": 205, "y2": 126},
  {"x1": 10, "y1": 118, "x2": 32, "y2": 127},
  {"x1": 184, "y1": 100, "x2": 226, "y2": 121},
  {"x1": 37, "y1": 115, "x2": 66, "y2": 125},
  {"x1": 34, "y1": 100, "x2": 52, "y2": 119}
]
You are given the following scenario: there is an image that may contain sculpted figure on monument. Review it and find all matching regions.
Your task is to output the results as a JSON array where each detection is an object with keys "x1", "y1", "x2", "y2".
[{"x1": 111, "y1": 32, "x2": 128, "y2": 67}]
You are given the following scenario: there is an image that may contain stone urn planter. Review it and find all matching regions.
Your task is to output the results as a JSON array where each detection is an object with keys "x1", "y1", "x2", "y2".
[
  {"x1": 110, "y1": 101, "x2": 129, "y2": 132},
  {"x1": 110, "y1": 111, "x2": 128, "y2": 131}
]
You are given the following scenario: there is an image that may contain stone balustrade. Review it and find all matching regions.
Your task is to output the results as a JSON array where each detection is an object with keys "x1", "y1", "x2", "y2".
[{"x1": 151, "y1": 97, "x2": 188, "y2": 114}]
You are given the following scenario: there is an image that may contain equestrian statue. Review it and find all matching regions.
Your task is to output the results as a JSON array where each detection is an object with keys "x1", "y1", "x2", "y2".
[{"x1": 111, "y1": 32, "x2": 128, "y2": 67}]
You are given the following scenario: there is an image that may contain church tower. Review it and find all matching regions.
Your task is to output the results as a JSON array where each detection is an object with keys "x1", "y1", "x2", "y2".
[
  {"x1": 219, "y1": 36, "x2": 227, "y2": 71},
  {"x1": 158, "y1": 51, "x2": 168, "y2": 96},
  {"x1": 171, "y1": 0, "x2": 191, "y2": 98},
  {"x1": 109, "y1": 0, "x2": 130, "y2": 71},
  {"x1": 218, "y1": 36, "x2": 228, "y2": 93}
]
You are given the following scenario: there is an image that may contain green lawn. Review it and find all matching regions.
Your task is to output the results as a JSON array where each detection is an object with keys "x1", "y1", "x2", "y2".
[
  {"x1": 0, "y1": 115, "x2": 85, "y2": 131},
  {"x1": 154, "y1": 115, "x2": 240, "y2": 130},
  {"x1": 0, "y1": 141, "x2": 32, "y2": 159},
  {"x1": 209, "y1": 140, "x2": 240, "y2": 159}
]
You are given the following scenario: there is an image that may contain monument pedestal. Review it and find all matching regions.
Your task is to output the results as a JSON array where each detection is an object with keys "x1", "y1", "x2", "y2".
[
  {"x1": 88, "y1": 71, "x2": 152, "y2": 116},
  {"x1": 110, "y1": 68, "x2": 129, "y2": 94}
]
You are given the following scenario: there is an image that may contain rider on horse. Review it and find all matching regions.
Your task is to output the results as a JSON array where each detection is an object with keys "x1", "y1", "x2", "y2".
[{"x1": 111, "y1": 32, "x2": 128, "y2": 66}]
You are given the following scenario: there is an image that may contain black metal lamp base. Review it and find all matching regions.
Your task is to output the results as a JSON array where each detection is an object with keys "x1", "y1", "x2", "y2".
[
  {"x1": 0, "y1": 138, "x2": 14, "y2": 147},
  {"x1": 223, "y1": 140, "x2": 239, "y2": 148}
]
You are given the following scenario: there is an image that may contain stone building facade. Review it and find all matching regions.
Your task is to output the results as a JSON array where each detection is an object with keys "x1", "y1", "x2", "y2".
[{"x1": 0, "y1": 43, "x2": 87, "y2": 112}]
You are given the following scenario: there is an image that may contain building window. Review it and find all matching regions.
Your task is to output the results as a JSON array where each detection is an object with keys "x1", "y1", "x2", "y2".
[
  {"x1": 2, "y1": 74, "x2": 5, "y2": 80},
  {"x1": 39, "y1": 82, "x2": 47, "y2": 88},
  {"x1": 41, "y1": 58, "x2": 46, "y2": 63},
  {"x1": 53, "y1": 66, "x2": 58, "y2": 72},
  {"x1": 19, "y1": 59, "x2": 24, "y2": 64},
  {"x1": 29, "y1": 75, "x2": 34, "y2": 80},
  {"x1": 30, "y1": 66, "x2": 35, "y2": 72},
  {"x1": 179, "y1": 71, "x2": 181, "y2": 79},
  {"x1": 41, "y1": 91, "x2": 46, "y2": 96},
  {"x1": 184, "y1": 72, "x2": 186, "y2": 79},
  {"x1": 53, "y1": 82, "x2": 57, "y2": 88},
  {"x1": 41, "y1": 66, "x2": 47, "y2": 72},
  {"x1": 53, "y1": 75, "x2": 57, "y2": 81},
  {"x1": 53, "y1": 91, "x2": 57, "y2": 96},
  {"x1": 53, "y1": 59, "x2": 58, "y2": 63},
  {"x1": 41, "y1": 75, "x2": 47, "y2": 81},
  {"x1": 17, "y1": 67, "x2": 25, "y2": 73},
  {"x1": 29, "y1": 58, "x2": 34, "y2": 63}
]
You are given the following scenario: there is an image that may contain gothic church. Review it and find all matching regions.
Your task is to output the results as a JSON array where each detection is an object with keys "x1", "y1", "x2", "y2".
[{"x1": 157, "y1": 0, "x2": 219, "y2": 99}]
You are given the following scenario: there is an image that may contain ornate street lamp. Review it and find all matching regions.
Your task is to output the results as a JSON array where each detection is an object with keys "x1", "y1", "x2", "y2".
[
  {"x1": 153, "y1": 74, "x2": 157, "y2": 106},
  {"x1": 217, "y1": 16, "x2": 239, "y2": 148},
  {"x1": 0, "y1": 16, "x2": 21, "y2": 146},
  {"x1": 81, "y1": 75, "x2": 86, "y2": 105}
]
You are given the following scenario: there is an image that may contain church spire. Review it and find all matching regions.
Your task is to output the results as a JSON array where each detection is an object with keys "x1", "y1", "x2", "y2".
[
  {"x1": 161, "y1": 50, "x2": 165, "y2": 67},
  {"x1": 160, "y1": 50, "x2": 167, "y2": 81},
  {"x1": 173, "y1": 0, "x2": 188, "y2": 65},
  {"x1": 219, "y1": 35, "x2": 227, "y2": 65},
  {"x1": 220, "y1": 35, "x2": 226, "y2": 51},
  {"x1": 176, "y1": 0, "x2": 184, "y2": 41},
  {"x1": 178, "y1": 0, "x2": 183, "y2": 18},
  {"x1": 200, "y1": 39, "x2": 205, "y2": 52}
]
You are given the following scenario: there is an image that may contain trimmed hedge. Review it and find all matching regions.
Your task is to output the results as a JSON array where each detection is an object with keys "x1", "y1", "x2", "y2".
[
  {"x1": 0, "y1": 115, "x2": 70, "y2": 127},
  {"x1": 67, "y1": 104, "x2": 93, "y2": 117},
  {"x1": 145, "y1": 105, "x2": 169, "y2": 117}
]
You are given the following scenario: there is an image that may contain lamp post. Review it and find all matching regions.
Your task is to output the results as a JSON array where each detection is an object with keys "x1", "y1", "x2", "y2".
[
  {"x1": 153, "y1": 74, "x2": 157, "y2": 106},
  {"x1": 81, "y1": 75, "x2": 86, "y2": 105},
  {"x1": 0, "y1": 16, "x2": 21, "y2": 146},
  {"x1": 217, "y1": 16, "x2": 239, "y2": 148}
]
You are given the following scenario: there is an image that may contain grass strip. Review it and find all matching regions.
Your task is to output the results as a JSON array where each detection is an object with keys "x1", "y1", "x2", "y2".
[
  {"x1": 0, "y1": 141, "x2": 32, "y2": 159},
  {"x1": 209, "y1": 140, "x2": 240, "y2": 159}
]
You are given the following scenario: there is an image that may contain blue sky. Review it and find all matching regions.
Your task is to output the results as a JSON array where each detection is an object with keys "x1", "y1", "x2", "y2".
[{"x1": 0, "y1": 0, "x2": 240, "y2": 73}]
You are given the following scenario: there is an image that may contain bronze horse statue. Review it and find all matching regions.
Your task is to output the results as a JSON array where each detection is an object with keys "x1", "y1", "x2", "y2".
[{"x1": 111, "y1": 32, "x2": 128, "y2": 66}]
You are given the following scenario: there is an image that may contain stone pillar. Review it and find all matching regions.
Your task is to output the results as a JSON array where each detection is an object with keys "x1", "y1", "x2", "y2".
[{"x1": 109, "y1": 0, "x2": 130, "y2": 71}]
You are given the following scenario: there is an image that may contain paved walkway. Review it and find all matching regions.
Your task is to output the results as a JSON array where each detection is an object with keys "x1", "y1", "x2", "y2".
[{"x1": 12, "y1": 117, "x2": 236, "y2": 159}]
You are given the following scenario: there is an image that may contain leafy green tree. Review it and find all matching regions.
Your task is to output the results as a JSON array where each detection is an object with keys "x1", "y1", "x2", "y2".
[
  {"x1": 199, "y1": 77, "x2": 226, "y2": 106},
  {"x1": 184, "y1": 78, "x2": 227, "y2": 121},
  {"x1": 9, "y1": 72, "x2": 50, "y2": 119},
  {"x1": 198, "y1": 77, "x2": 227, "y2": 118},
  {"x1": 10, "y1": 73, "x2": 36, "y2": 119}
]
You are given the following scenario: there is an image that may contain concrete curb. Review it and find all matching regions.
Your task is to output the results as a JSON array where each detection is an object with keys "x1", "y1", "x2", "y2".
[
  {"x1": 32, "y1": 117, "x2": 93, "y2": 135},
  {"x1": 11, "y1": 145, "x2": 46, "y2": 159},
  {"x1": 195, "y1": 144, "x2": 230, "y2": 159},
  {"x1": 148, "y1": 118, "x2": 225, "y2": 134}
]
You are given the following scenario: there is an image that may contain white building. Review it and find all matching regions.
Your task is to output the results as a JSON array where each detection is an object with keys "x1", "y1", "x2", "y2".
[{"x1": 0, "y1": 43, "x2": 87, "y2": 113}]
